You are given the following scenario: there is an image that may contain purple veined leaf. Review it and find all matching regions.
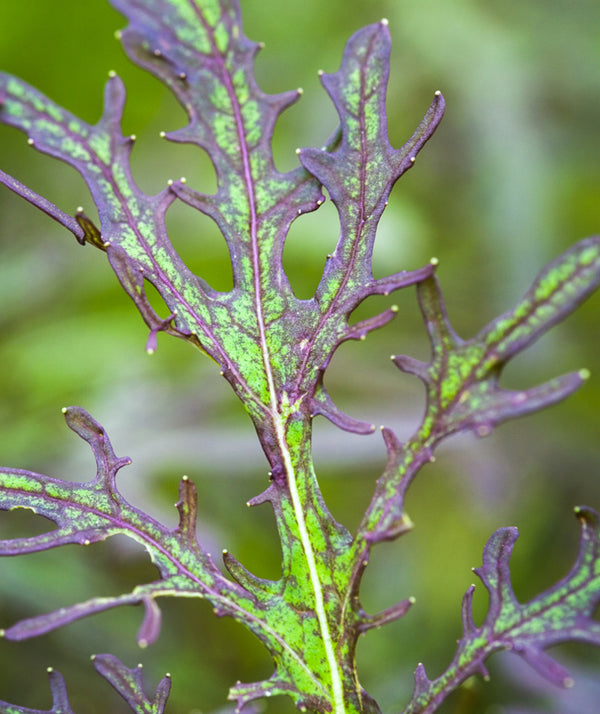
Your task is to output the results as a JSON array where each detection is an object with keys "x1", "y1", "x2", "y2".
[
  {"x1": 1, "y1": 1, "x2": 598, "y2": 713},
  {"x1": 0, "y1": 655, "x2": 172, "y2": 714},
  {"x1": 355, "y1": 236, "x2": 600, "y2": 547},
  {"x1": 92, "y1": 654, "x2": 171, "y2": 714},
  {"x1": 402, "y1": 507, "x2": 600, "y2": 714},
  {"x1": 0, "y1": 407, "x2": 247, "y2": 644},
  {"x1": 339, "y1": 235, "x2": 600, "y2": 709},
  {"x1": 0, "y1": 3, "x2": 443, "y2": 431},
  {"x1": 402, "y1": 235, "x2": 600, "y2": 443},
  {"x1": 0, "y1": 668, "x2": 75, "y2": 714},
  {"x1": 294, "y1": 19, "x2": 444, "y2": 425},
  {"x1": 0, "y1": 408, "x2": 345, "y2": 711}
]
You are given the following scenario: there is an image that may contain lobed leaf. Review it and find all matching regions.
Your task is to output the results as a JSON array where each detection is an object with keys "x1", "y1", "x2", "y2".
[
  {"x1": 0, "y1": 669, "x2": 74, "y2": 714},
  {"x1": 344, "y1": 236, "x2": 600, "y2": 703},
  {"x1": 356, "y1": 236, "x2": 600, "y2": 546},
  {"x1": 0, "y1": 407, "x2": 243, "y2": 644},
  {"x1": 402, "y1": 507, "x2": 600, "y2": 713},
  {"x1": 0, "y1": 410, "x2": 351, "y2": 711},
  {"x1": 398, "y1": 235, "x2": 600, "y2": 442},
  {"x1": 1, "y1": 1, "x2": 598, "y2": 712},
  {"x1": 0, "y1": 69, "x2": 204, "y2": 353},
  {"x1": 295, "y1": 20, "x2": 443, "y2": 426},
  {"x1": 92, "y1": 654, "x2": 171, "y2": 714},
  {"x1": 299, "y1": 20, "x2": 444, "y2": 311},
  {"x1": 0, "y1": 6, "x2": 443, "y2": 431},
  {"x1": 0, "y1": 655, "x2": 171, "y2": 714}
]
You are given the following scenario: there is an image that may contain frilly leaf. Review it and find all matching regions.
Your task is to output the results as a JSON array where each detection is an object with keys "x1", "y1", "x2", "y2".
[
  {"x1": 0, "y1": 655, "x2": 172, "y2": 714},
  {"x1": 397, "y1": 236, "x2": 600, "y2": 442},
  {"x1": 358, "y1": 237, "x2": 600, "y2": 544},
  {"x1": 0, "y1": 70, "x2": 205, "y2": 353},
  {"x1": 0, "y1": 668, "x2": 75, "y2": 714},
  {"x1": 351, "y1": 237, "x2": 600, "y2": 661},
  {"x1": 91, "y1": 654, "x2": 171, "y2": 714},
  {"x1": 0, "y1": 407, "x2": 239, "y2": 643},
  {"x1": 0, "y1": 410, "x2": 343, "y2": 711},
  {"x1": 0, "y1": 3, "x2": 441, "y2": 432},
  {"x1": 402, "y1": 507, "x2": 600, "y2": 713},
  {"x1": 473, "y1": 507, "x2": 600, "y2": 671},
  {"x1": 299, "y1": 21, "x2": 444, "y2": 316}
]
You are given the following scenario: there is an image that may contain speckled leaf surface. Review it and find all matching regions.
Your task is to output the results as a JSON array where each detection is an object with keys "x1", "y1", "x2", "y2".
[
  {"x1": 92, "y1": 654, "x2": 171, "y2": 714},
  {"x1": 0, "y1": 408, "x2": 246, "y2": 643},
  {"x1": 355, "y1": 237, "x2": 600, "y2": 549},
  {"x1": 1, "y1": 1, "x2": 600, "y2": 713},
  {"x1": 0, "y1": 410, "x2": 348, "y2": 712},
  {"x1": 403, "y1": 507, "x2": 600, "y2": 714}
]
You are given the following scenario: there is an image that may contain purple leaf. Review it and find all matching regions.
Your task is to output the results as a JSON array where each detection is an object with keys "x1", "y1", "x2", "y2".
[
  {"x1": 356, "y1": 237, "x2": 600, "y2": 546},
  {"x1": 0, "y1": 407, "x2": 242, "y2": 643},
  {"x1": 92, "y1": 654, "x2": 171, "y2": 714},
  {"x1": 401, "y1": 236, "x2": 600, "y2": 442},
  {"x1": 402, "y1": 507, "x2": 600, "y2": 713},
  {"x1": 0, "y1": 668, "x2": 75, "y2": 714}
]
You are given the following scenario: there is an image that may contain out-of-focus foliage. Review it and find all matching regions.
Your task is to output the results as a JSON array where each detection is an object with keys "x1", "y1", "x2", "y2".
[{"x1": 0, "y1": 1, "x2": 598, "y2": 712}]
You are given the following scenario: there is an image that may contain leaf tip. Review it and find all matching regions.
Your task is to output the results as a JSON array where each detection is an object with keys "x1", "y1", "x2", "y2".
[
  {"x1": 579, "y1": 367, "x2": 591, "y2": 381},
  {"x1": 474, "y1": 422, "x2": 493, "y2": 438},
  {"x1": 145, "y1": 336, "x2": 156, "y2": 355},
  {"x1": 380, "y1": 17, "x2": 389, "y2": 26},
  {"x1": 574, "y1": 504, "x2": 599, "y2": 526},
  {"x1": 430, "y1": 256, "x2": 439, "y2": 266}
]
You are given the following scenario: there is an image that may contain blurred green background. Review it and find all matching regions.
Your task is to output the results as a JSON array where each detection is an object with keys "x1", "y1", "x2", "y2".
[{"x1": 1, "y1": 1, "x2": 600, "y2": 712}]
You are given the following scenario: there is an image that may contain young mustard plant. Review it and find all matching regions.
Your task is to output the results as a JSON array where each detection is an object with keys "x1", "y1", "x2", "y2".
[{"x1": 1, "y1": 1, "x2": 599, "y2": 712}]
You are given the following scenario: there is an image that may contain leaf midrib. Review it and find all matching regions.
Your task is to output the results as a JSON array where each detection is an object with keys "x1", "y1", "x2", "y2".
[{"x1": 190, "y1": 2, "x2": 347, "y2": 709}]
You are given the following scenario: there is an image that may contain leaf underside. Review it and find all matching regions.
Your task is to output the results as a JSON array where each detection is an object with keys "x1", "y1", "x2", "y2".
[{"x1": 0, "y1": 1, "x2": 599, "y2": 713}]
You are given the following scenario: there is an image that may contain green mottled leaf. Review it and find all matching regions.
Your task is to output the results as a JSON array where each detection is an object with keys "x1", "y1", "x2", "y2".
[
  {"x1": 0, "y1": 408, "x2": 244, "y2": 644},
  {"x1": 398, "y1": 236, "x2": 600, "y2": 441},
  {"x1": 356, "y1": 237, "x2": 600, "y2": 545},
  {"x1": 92, "y1": 655, "x2": 171, "y2": 714},
  {"x1": 403, "y1": 507, "x2": 600, "y2": 714},
  {"x1": 1, "y1": 1, "x2": 599, "y2": 713}
]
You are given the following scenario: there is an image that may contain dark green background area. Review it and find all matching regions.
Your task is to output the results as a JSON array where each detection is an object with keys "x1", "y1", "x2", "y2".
[{"x1": 0, "y1": 1, "x2": 599, "y2": 713}]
